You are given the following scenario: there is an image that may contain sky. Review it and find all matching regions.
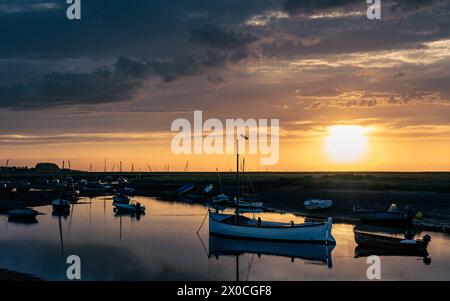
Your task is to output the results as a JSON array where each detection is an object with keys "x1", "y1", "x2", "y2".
[{"x1": 0, "y1": 0, "x2": 450, "y2": 171}]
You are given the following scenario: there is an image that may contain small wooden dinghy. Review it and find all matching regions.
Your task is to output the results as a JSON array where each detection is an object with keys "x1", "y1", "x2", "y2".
[
  {"x1": 304, "y1": 199, "x2": 333, "y2": 211},
  {"x1": 354, "y1": 230, "x2": 430, "y2": 252},
  {"x1": 209, "y1": 212, "x2": 335, "y2": 244},
  {"x1": 112, "y1": 193, "x2": 130, "y2": 204},
  {"x1": 114, "y1": 202, "x2": 145, "y2": 213},
  {"x1": 52, "y1": 198, "x2": 71, "y2": 211}
]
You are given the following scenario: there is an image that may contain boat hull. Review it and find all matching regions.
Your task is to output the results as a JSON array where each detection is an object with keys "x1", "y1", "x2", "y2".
[
  {"x1": 354, "y1": 231, "x2": 428, "y2": 252},
  {"x1": 114, "y1": 203, "x2": 145, "y2": 213},
  {"x1": 8, "y1": 209, "x2": 39, "y2": 219},
  {"x1": 113, "y1": 196, "x2": 130, "y2": 204},
  {"x1": 209, "y1": 213, "x2": 335, "y2": 244}
]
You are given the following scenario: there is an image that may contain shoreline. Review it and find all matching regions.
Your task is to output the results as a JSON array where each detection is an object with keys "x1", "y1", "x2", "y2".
[
  {"x1": 1, "y1": 172, "x2": 450, "y2": 233},
  {"x1": 0, "y1": 268, "x2": 42, "y2": 281}
]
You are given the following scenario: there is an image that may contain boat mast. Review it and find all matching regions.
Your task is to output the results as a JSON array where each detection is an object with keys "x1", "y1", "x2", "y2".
[
  {"x1": 235, "y1": 138, "x2": 240, "y2": 224},
  {"x1": 216, "y1": 168, "x2": 224, "y2": 194},
  {"x1": 235, "y1": 134, "x2": 248, "y2": 223}
]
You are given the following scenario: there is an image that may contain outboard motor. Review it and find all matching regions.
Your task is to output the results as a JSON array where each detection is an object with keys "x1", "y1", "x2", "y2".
[{"x1": 405, "y1": 205, "x2": 416, "y2": 221}]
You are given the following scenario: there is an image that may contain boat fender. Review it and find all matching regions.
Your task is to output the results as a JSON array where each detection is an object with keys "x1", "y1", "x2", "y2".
[
  {"x1": 423, "y1": 234, "x2": 431, "y2": 243},
  {"x1": 400, "y1": 240, "x2": 417, "y2": 244}
]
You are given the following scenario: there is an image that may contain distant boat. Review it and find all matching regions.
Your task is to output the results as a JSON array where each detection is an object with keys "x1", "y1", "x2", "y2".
[
  {"x1": 52, "y1": 199, "x2": 71, "y2": 211},
  {"x1": 176, "y1": 184, "x2": 195, "y2": 195},
  {"x1": 203, "y1": 184, "x2": 213, "y2": 194},
  {"x1": 353, "y1": 203, "x2": 414, "y2": 224},
  {"x1": 122, "y1": 187, "x2": 136, "y2": 195},
  {"x1": 354, "y1": 230, "x2": 430, "y2": 253},
  {"x1": 209, "y1": 235, "x2": 334, "y2": 267},
  {"x1": 0, "y1": 181, "x2": 13, "y2": 193},
  {"x1": 117, "y1": 177, "x2": 128, "y2": 184},
  {"x1": 212, "y1": 168, "x2": 229, "y2": 204},
  {"x1": 113, "y1": 193, "x2": 130, "y2": 204},
  {"x1": 114, "y1": 202, "x2": 145, "y2": 214},
  {"x1": 15, "y1": 181, "x2": 31, "y2": 192},
  {"x1": 209, "y1": 213, "x2": 335, "y2": 244},
  {"x1": 237, "y1": 200, "x2": 263, "y2": 209},
  {"x1": 212, "y1": 193, "x2": 229, "y2": 203},
  {"x1": 83, "y1": 182, "x2": 106, "y2": 192},
  {"x1": 304, "y1": 199, "x2": 333, "y2": 211},
  {"x1": 8, "y1": 208, "x2": 41, "y2": 220}
]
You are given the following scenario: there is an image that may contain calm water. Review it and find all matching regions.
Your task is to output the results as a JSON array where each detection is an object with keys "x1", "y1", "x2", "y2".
[{"x1": 1, "y1": 196, "x2": 449, "y2": 281}]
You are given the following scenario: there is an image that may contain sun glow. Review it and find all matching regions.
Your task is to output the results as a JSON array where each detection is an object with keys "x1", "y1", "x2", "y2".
[{"x1": 324, "y1": 125, "x2": 368, "y2": 163}]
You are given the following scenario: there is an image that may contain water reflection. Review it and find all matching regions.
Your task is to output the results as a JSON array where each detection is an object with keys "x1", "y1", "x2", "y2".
[
  {"x1": 209, "y1": 235, "x2": 334, "y2": 268},
  {"x1": 0, "y1": 196, "x2": 448, "y2": 280}
]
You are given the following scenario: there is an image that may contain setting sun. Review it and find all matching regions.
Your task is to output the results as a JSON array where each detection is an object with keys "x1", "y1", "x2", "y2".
[{"x1": 324, "y1": 125, "x2": 368, "y2": 164}]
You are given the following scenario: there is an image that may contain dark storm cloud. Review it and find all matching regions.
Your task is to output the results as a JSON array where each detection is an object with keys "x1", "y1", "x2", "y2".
[
  {"x1": 0, "y1": 51, "x2": 253, "y2": 109},
  {"x1": 190, "y1": 24, "x2": 257, "y2": 50},
  {"x1": 283, "y1": 0, "x2": 362, "y2": 16},
  {"x1": 0, "y1": 0, "x2": 449, "y2": 110},
  {"x1": 283, "y1": 0, "x2": 444, "y2": 15}
]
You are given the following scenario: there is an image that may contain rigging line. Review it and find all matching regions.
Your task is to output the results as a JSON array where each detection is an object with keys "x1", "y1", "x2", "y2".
[
  {"x1": 246, "y1": 254, "x2": 255, "y2": 282},
  {"x1": 196, "y1": 231, "x2": 209, "y2": 258},
  {"x1": 196, "y1": 209, "x2": 209, "y2": 234}
]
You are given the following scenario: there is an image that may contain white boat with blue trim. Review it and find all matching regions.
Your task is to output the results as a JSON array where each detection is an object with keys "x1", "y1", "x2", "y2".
[{"x1": 209, "y1": 212, "x2": 335, "y2": 244}]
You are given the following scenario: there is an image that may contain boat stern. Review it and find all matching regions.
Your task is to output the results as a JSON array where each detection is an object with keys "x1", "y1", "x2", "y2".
[{"x1": 326, "y1": 217, "x2": 336, "y2": 245}]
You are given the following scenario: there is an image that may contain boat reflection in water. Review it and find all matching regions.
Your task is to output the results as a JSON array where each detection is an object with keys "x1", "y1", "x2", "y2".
[
  {"x1": 354, "y1": 246, "x2": 431, "y2": 265},
  {"x1": 208, "y1": 234, "x2": 335, "y2": 269}
]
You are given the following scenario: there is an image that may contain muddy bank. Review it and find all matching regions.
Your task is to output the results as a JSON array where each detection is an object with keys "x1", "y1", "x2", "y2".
[{"x1": 0, "y1": 268, "x2": 42, "y2": 281}]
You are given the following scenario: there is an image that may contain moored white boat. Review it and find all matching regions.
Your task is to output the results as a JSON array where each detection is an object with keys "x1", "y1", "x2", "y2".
[
  {"x1": 304, "y1": 199, "x2": 333, "y2": 211},
  {"x1": 237, "y1": 200, "x2": 263, "y2": 209},
  {"x1": 209, "y1": 212, "x2": 335, "y2": 244},
  {"x1": 8, "y1": 208, "x2": 40, "y2": 219},
  {"x1": 212, "y1": 193, "x2": 230, "y2": 203},
  {"x1": 114, "y1": 202, "x2": 145, "y2": 213},
  {"x1": 52, "y1": 198, "x2": 71, "y2": 211},
  {"x1": 113, "y1": 194, "x2": 130, "y2": 204}
]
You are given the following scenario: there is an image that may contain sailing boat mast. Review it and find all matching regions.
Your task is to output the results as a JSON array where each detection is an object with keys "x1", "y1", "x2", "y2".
[
  {"x1": 216, "y1": 168, "x2": 224, "y2": 194},
  {"x1": 235, "y1": 139, "x2": 240, "y2": 224},
  {"x1": 235, "y1": 134, "x2": 248, "y2": 223}
]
